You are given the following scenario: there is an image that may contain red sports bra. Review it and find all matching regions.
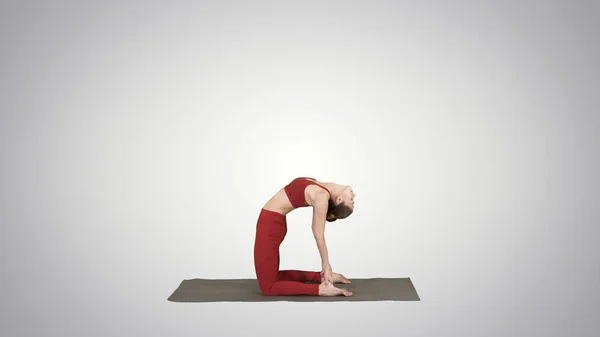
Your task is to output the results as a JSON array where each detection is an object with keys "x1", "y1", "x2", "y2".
[{"x1": 284, "y1": 177, "x2": 331, "y2": 208}]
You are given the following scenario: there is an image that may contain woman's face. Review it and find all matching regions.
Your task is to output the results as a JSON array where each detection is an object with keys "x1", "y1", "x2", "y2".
[{"x1": 340, "y1": 186, "x2": 355, "y2": 210}]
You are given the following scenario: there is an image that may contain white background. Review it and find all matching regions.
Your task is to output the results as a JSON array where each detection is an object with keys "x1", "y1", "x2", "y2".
[{"x1": 1, "y1": 1, "x2": 599, "y2": 336}]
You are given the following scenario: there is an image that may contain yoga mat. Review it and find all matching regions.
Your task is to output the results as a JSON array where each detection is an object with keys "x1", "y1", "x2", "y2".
[{"x1": 167, "y1": 278, "x2": 420, "y2": 302}]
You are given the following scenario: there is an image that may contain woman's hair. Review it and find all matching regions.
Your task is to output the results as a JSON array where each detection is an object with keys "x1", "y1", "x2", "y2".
[{"x1": 326, "y1": 198, "x2": 353, "y2": 222}]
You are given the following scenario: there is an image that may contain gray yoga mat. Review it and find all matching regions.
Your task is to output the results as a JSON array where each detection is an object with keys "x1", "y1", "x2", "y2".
[{"x1": 167, "y1": 278, "x2": 420, "y2": 302}]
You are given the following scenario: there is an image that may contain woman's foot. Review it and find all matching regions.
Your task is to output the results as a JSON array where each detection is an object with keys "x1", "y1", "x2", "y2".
[
  {"x1": 332, "y1": 272, "x2": 351, "y2": 284},
  {"x1": 319, "y1": 281, "x2": 353, "y2": 296}
]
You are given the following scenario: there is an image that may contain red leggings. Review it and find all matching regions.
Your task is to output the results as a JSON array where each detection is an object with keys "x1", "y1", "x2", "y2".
[{"x1": 254, "y1": 208, "x2": 321, "y2": 295}]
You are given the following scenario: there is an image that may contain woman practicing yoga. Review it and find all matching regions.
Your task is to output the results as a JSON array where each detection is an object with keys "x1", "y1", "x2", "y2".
[{"x1": 253, "y1": 177, "x2": 356, "y2": 297}]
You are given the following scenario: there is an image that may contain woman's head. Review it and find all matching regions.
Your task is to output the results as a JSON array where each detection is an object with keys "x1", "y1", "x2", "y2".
[{"x1": 326, "y1": 185, "x2": 355, "y2": 222}]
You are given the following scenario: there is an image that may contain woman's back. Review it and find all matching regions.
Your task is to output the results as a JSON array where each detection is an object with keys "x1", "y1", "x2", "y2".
[{"x1": 263, "y1": 177, "x2": 331, "y2": 215}]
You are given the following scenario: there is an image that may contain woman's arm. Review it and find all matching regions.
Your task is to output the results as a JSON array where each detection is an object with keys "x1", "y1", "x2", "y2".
[{"x1": 311, "y1": 192, "x2": 331, "y2": 269}]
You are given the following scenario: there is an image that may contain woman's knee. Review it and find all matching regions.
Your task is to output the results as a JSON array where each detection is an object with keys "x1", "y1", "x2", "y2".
[{"x1": 259, "y1": 282, "x2": 277, "y2": 296}]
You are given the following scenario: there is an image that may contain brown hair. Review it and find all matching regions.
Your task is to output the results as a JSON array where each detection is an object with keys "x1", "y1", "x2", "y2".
[{"x1": 326, "y1": 199, "x2": 353, "y2": 222}]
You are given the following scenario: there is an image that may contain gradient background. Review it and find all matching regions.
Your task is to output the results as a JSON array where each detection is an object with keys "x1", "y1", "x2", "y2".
[{"x1": 1, "y1": 1, "x2": 599, "y2": 336}]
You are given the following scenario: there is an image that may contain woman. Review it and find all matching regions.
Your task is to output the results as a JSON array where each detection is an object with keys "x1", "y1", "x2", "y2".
[{"x1": 253, "y1": 177, "x2": 356, "y2": 297}]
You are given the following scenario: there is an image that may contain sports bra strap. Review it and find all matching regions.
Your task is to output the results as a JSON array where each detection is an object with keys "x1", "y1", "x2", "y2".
[{"x1": 302, "y1": 178, "x2": 331, "y2": 196}]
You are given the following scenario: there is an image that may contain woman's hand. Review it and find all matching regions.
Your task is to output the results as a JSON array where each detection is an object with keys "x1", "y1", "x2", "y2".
[{"x1": 321, "y1": 263, "x2": 334, "y2": 284}]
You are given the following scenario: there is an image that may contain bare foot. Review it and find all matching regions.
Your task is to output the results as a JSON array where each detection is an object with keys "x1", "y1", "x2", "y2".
[
  {"x1": 319, "y1": 282, "x2": 353, "y2": 297},
  {"x1": 332, "y1": 272, "x2": 351, "y2": 284}
]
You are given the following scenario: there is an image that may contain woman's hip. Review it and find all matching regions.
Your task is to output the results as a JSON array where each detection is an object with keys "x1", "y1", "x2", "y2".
[{"x1": 255, "y1": 208, "x2": 287, "y2": 240}]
